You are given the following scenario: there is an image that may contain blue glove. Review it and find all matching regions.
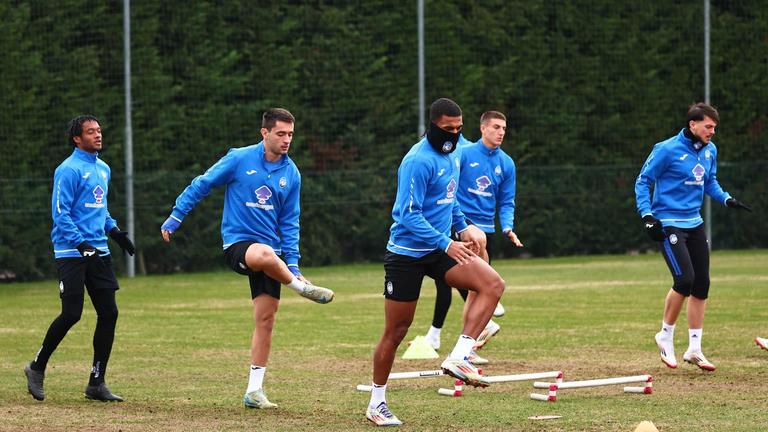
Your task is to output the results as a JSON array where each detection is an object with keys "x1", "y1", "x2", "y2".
[
  {"x1": 161, "y1": 215, "x2": 181, "y2": 233},
  {"x1": 288, "y1": 266, "x2": 302, "y2": 277}
]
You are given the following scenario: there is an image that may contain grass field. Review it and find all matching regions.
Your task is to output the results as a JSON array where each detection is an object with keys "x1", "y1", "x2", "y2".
[{"x1": 1, "y1": 250, "x2": 767, "y2": 431}]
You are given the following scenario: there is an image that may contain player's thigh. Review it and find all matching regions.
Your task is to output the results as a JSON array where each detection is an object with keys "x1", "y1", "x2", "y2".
[
  {"x1": 443, "y1": 256, "x2": 503, "y2": 293},
  {"x1": 660, "y1": 227, "x2": 694, "y2": 281}
]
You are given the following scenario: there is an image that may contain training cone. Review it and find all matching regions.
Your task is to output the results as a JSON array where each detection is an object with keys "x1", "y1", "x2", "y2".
[
  {"x1": 633, "y1": 421, "x2": 659, "y2": 432},
  {"x1": 402, "y1": 336, "x2": 439, "y2": 359}
]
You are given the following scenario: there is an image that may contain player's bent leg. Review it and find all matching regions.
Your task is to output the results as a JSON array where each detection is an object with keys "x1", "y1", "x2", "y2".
[
  {"x1": 245, "y1": 244, "x2": 293, "y2": 285},
  {"x1": 445, "y1": 259, "x2": 504, "y2": 339}
]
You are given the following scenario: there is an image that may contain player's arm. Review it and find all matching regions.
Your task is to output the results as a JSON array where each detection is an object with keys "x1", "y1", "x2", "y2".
[
  {"x1": 52, "y1": 167, "x2": 87, "y2": 248},
  {"x1": 399, "y1": 159, "x2": 475, "y2": 264},
  {"x1": 498, "y1": 159, "x2": 523, "y2": 247},
  {"x1": 704, "y1": 149, "x2": 752, "y2": 212},
  {"x1": 161, "y1": 149, "x2": 237, "y2": 241},
  {"x1": 634, "y1": 144, "x2": 668, "y2": 241},
  {"x1": 279, "y1": 171, "x2": 302, "y2": 278}
]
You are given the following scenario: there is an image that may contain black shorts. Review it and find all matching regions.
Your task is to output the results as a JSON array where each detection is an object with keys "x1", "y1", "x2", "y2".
[
  {"x1": 224, "y1": 241, "x2": 281, "y2": 300},
  {"x1": 383, "y1": 250, "x2": 458, "y2": 302},
  {"x1": 56, "y1": 255, "x2": 119, "y2": 299},
  {"x1": 659, "y1": 224, "x2": 710, "y2": 299}
]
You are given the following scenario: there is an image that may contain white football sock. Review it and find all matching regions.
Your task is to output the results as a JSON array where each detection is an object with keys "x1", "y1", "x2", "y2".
[
  {"x1": 688, "y1": 328, "x2": 703, "y2": 353},
  {"x1": 449, "y1": 334, "x2": 476, "y2": 360},
  {"x1": 286, "y1": 277, "x2": 306, "y2": 293},
  {"x1": 426, "y1": 326, "x2": 441, "y2": 339},
  {"x1": 369, "y1": 382, "x2": 386, "y2": 407},
  {"x1": 660, "y1": 321, "x2": 675, "y2": 340},
  {"x1": 246, "y1": 365, "x2": 266, "y2": 393}
]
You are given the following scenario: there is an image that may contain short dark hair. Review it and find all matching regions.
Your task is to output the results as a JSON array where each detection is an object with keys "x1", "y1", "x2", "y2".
[
  {"x1": 68, "y1": 115, "x2": 100, "y2": 146},
  {"x1": 429, "y1": 98, "x2": 462, "y2": 122},
  {"x1": 686, "y1": 103, "x2": 719, "y2": 125},
  {"x1": 480, "y1": 111, "x2": 506, "y2": 124},
  {"x1": 262, "y1": 108, "x2": 295, "y2": 130}
]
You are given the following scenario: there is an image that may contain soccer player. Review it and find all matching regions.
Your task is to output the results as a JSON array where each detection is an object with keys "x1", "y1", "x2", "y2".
[
  {"x1": 635, "y1": 103, "x2": 752, "y2": 371},
  {"x1": 24, "y1": 115, "x2": 135, "y2": 402},
  {"x1": 160, "y1": 108, "x2": 334, "y2": 409},
  {"x1": 423, "y1": 111, "x2": 523, "y2": 365},
  {"x1": 366, "y1": 98, "x2": 505, "y2": 426}
]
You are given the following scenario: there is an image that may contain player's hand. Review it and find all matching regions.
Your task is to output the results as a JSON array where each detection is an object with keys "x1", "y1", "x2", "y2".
[
  {"x1": 458, "y1": 225, "x2": 486, "y2": 254},
  {"x1": 160, "y1": 216, "x2": 181, "y2": 242},
  {"x1": 446, "y1": 241, "x2": 476, "y2": 266},
  {"x1": 76, "y1": 241, "x2": 100, "y2": 260},
  {"x1": 726, "y1": 198, "x2": 752, "y2": 212},
  {"x1": 504, "y1": 230, "x2": 524, "y2": 247},
  {"x1": 109, "y1": 228, "x2": 135, "y2": 256},
  {"x1": 642, "y1": 215, "x2": 665, "y2": 241},
  {"x1": 289, "y1": 265, "x2": 310, "y2": 283}
]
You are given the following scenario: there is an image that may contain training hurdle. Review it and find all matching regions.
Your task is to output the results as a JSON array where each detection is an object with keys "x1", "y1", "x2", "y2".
[
  {"x1": 437, "y1": 370, "x2": 564, "y2": 397},
  {"x1": 530, "y1": 374, "x2": 653, "y2": 402},
  {"x1": 356, "y1": 369, "x2": 445, "y2": 392}
]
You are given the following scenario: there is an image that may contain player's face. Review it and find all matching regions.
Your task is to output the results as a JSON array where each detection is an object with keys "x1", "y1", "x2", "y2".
[
  {"x1": 261, "y1": 120, "x2": 295, "y2": 160},
  {"x1": 73, "y1": 120, "x2": 102, "y2": 153},
  {"x1": 689, "y1": 116, "x2": 716, "y2": 144},
  {"x1": 434, "y1": 115, "x2": 463, "y2": 134},
  {"x1": 480, "y1": 118, "x2": 506, "y2": 148}
]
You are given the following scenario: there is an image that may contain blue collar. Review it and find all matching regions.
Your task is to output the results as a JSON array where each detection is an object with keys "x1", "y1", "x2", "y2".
[
  {"x1": 73, "y1": 147, "x2": 98, "y2": 162},
  {"x1": 477, "y1": 139, "x2": 499, "y2": 156}
]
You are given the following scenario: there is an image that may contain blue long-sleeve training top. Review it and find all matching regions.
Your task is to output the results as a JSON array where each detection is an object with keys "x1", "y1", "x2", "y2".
[
  {"x1": 387, "y1": 138, "x2": 469, "y2": 257},
  {"x1": 51, "y1": 148, "x2": 118, "y2": 258},
  {"x1": 635, "y1": 129, "x2": 731, "y2": 229},
  {"x1": 457, "y1": 139, "x2": 517, "y2": 234},
  {"x1": 169, "y1": 142, "x2": 302, "y2": 268}
]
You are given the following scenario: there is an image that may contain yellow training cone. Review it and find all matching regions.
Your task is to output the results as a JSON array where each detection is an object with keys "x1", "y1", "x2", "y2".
[
  {"x1": 402, "y1": 336, "x2": 439, "y2": 359},
  {"x1": 633, "y1": 421, "x2": 659, "y2": 432}
]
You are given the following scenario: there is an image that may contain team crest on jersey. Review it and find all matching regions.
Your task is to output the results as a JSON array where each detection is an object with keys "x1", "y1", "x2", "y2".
[
  {"x1": 93, "y1": 185, "x2": 105, "y2": 204},
  {"x1": 669, "y1": 234, "x2": 678, "y2": 245},
  {"x1": 279, "y1": 177, "x2": 287, "y2": 188},
  {"x1": 704, "y1": 149, "x2": 711, "y2": 159},
  {"x1": 475, "y1": 176, "x2": 491, "y2": 192},
  {"x1": 255, "y1": 186, "x2": 272, "y2": 204},
  {"x1": 692, "y1": 164, "x2": 706, "y2": 182},
  {"x1": 495, "y1": 165, "x2": 501, "y2": 175}
]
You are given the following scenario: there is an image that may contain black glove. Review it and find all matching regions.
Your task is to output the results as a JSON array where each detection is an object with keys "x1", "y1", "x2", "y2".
[
  {"x1": 76, "y1": 241, "x2": 100, "y2": 259},
  {"x1": 109, "y1": 228, "x2": 135, "y2": 256},
  {"x1": 642, "y1": 215, "x2": 665, "y2": 242},
  {"x1": 726, "y1": 198, "x2": 752, "y2": 212}
]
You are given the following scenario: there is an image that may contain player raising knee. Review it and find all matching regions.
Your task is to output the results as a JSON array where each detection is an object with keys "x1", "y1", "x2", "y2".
[
  {"x1": 366, "y1": 98, "x2": 505, "y2": 426},
  {"x1": 161, "y1": 108, "x2": 333, "y2": 409}
]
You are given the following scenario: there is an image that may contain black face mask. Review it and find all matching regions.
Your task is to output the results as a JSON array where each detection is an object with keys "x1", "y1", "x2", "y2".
[{"x1": 426, "y1": 122, "x2": 460, "y2": 154}]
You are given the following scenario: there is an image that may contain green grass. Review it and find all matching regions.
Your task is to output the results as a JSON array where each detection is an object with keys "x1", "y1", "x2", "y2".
[{"x1": 2, "y1": 250, "x2": 767, "y2": 431}]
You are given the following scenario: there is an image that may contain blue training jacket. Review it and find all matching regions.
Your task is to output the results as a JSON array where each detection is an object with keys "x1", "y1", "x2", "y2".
[
  {"x1": 387, "y1": 138, "x2": 469, "y2": 257},
  {"x1": 457, "y1": 138, "x2": 517, "y2": 234},
  {"x1": 51, "y1": 148, "x2": 118, "y2": 258},
  {"x1": 635, "y1": 129, "x2": 730, "y2": 228},
  {"x1": 169, "y1": 142, "x2": 302, "y2": 269}
]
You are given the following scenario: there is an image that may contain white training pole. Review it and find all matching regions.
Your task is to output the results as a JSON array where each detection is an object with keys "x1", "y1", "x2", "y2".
[
  {"x1": 389, "y1": 370, "x2": 444, "y2": 379},
  {"x1": 356, "y1": 384, "x2": 373, "y2": 392},
  {"x1": 485, "y1": 371, "x2": 563, "y2": 384},
  {"x1": 533, "y1": 375, "x2": 651, "y2": 390}
]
